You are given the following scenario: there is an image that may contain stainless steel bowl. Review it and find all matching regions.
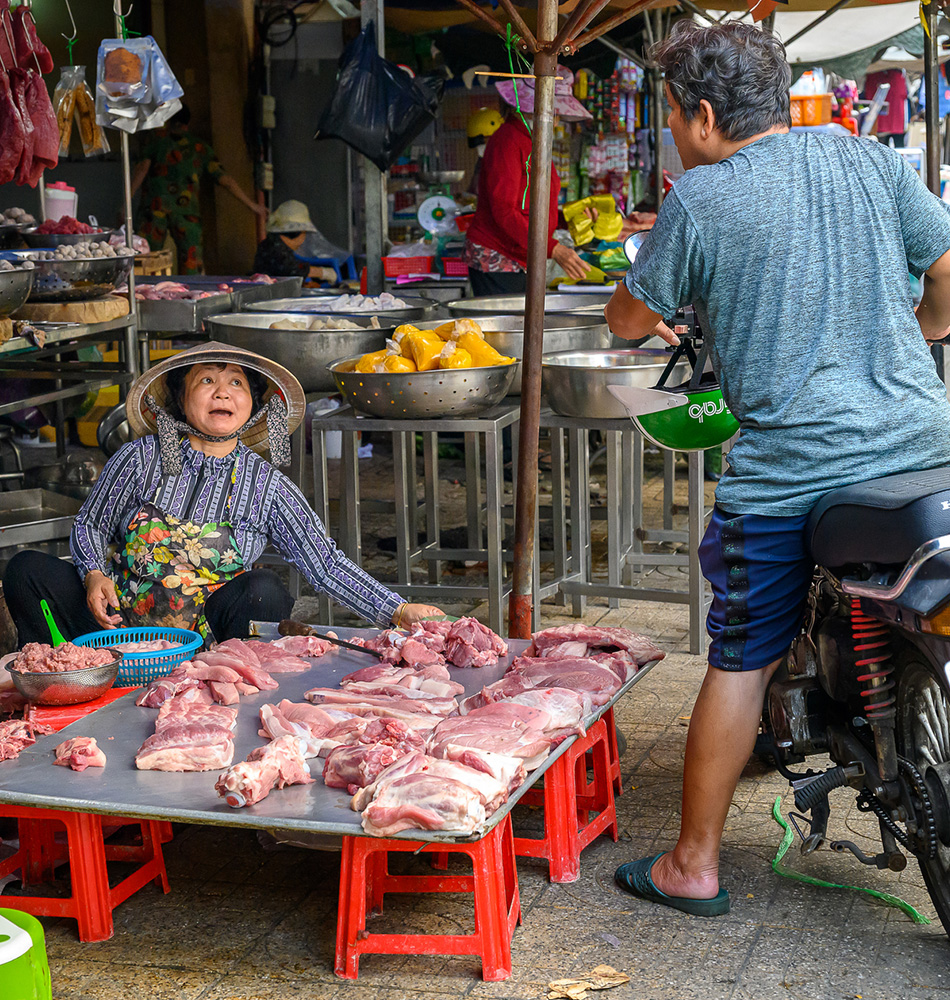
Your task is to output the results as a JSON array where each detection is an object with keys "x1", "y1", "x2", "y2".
[
  {"x1": 206, "y1": 312, "x2": 392, "y2": 393},
  {"x1": 446, "y1": 293, "x2": 614, "y2": 317},
  {"x1": 96, "y1": 402, "x2": 132, "y2": 458},
  {"x1": 329, "y1": 356, "x2": 519, "y2": 419},
  {"x1": 0, "y1": 265, "x2": 34, "y2": 317},
  {"x1": 251, "y1": 295, "x2": 436, "y2": 321},
  {"x1": 412, "y1": 315, "x2": 611, "y2": 395},
  {"x1": 420, "y1": 170, "x2": 466, "y2": 185},
  {"x1": 26, "y1": 253, "x2": 134, "y2": 303},
  {"x1": 542, "y1": 348, "x2": 691, "y2": 420},
  {"x1": 4, "y1": 649, "x2": 121, "y2": 705},
  {"x1": 22, "y1": 229, "x2": 116, "y2": 248}
]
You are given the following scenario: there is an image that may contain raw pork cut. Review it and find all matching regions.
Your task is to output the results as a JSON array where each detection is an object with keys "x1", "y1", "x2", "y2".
[
  {"x1": 135, "y1": 675, "x2": 206, "y2": 708},
  {"x1": 526, "y1": 624, "x2": 664, "y2": 667},
  {"x1": 243, "y1": 641, "x2": 312, "y2": 673},
  {"x1": 443, "y1": 617, "x2": 508, "y2": 667},
  {"x1": 508, "y1": 656, "x2": 623, "y2": 707},
  {"x1": 322, "y1": 743, "x2": 403, "y2": 790},
  {"x1": 437, "y1": 745, "x2": 526, "y2": 795},
  {"x1": 215, "y1": 735, "x2": 313, "y2": 808},
  {"x1": 428, "y1": 703, "x2": 553, "y2": 770},
  {"x1": 53, "y1": 737, "x2": 106, "y2": 771},
  {"x1": 340, "y1": 661, "x2": 464, "y2": 698},
  {"x1": 273, "y1": 634, "x2": 334, "y2": 658},
  {"x1": 156, "y1": 689, "x2": 237, "y2": 732},
  {"x1": 135, "y1": 723, "x2": 234, "y2": 772},
  {"x1": 303, "y1": 687, "x2": 457, "y2": 718},
  {"x1": 12, "y1": 5, "x2": 54, "y2": 74},
  {"x1": 351, "y1": 751, "x2": 511, "y2": 815},
  {"x1": 9, "y1": 68, "x2": 34, "y2": 187},
  {"x1": 22, "y1": 69, "x2": 58, "y2": 185},
  {"x1": 0, "y1": 719, "x2": 37, "y2": 761},
  {"x1": 359, "y1": 771, "x2": 487, "y2": 837}
]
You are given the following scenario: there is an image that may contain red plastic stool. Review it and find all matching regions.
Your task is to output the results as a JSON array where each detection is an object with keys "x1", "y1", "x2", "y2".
[
  {"x1": 335, "y1": 815, "x2": 520, "y2": 981},
  {"x1": 513, "y1": 716, "x2": 618, "y2": 883},
  {"x1": 603, "y1": 706, "x2": 623, "y2": 796},
  {"x1": 0, "y1": 806, "x2": 170, "y2": 942}
]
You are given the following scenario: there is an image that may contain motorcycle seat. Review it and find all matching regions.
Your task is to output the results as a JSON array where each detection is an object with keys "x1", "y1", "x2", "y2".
[{"x1": 807, "y1": 466, "x2": 950, "y2": 568}]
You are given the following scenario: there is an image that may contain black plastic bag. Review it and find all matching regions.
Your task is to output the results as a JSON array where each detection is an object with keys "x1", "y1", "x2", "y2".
[{"x1": 315, "y1": 23, "x2": 443, "y2": 172}]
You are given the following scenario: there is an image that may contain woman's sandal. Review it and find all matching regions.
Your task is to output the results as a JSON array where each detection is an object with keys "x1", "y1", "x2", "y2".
[{"x1": 614, "y1": 853, "x2": 730, "y2": 917}]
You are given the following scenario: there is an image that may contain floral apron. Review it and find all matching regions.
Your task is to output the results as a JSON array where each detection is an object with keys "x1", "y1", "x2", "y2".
[{"x1": 112, "y1": 465, "x2": 245, "y2": 638}]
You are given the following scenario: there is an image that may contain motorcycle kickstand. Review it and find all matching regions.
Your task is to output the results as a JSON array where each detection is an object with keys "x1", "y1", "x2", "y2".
[
  {"x1": 788, "y1": 795, "x2": 830, "y2": 855},
  {"x1": 829, "y1": 821, "x2": 907, "y2": 872}
]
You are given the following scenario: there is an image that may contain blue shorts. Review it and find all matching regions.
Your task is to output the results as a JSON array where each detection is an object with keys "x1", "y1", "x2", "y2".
[{"x1": 699, "y1": 505, "x2": 815, "y2": 672}]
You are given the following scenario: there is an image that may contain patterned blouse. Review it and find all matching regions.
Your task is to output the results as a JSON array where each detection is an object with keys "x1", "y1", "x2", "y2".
[
  {"x1": 464, "y1": 239, "x2": 525, "y2": 274},
  {"x1": 70, "y1": 437, "x2": 402, "y2": 628}
]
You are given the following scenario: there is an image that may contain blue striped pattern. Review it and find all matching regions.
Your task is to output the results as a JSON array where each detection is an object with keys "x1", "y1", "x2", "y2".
[{"x1": 70, "y1": 437, "x2": 402, "y2": 627}]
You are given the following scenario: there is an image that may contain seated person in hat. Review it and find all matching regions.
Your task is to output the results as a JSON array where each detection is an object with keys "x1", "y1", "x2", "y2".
[
  {"x1": 3, "y1": 343, "x2": 443, "y2": 643},
  {"x1": 253, "y1": 200, "x2": 336, "y2": 283}
]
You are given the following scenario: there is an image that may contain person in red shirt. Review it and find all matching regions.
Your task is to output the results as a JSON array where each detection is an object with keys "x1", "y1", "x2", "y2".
[{"x1": 464, "y1": 66, "x2": 592, "y2": 296}]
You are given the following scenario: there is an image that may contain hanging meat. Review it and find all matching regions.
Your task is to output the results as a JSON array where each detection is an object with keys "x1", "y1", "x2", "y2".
[
  {"x1": 24, "y1": 69, "x2": 59, "y2": 184},
  {"x1": 9, "y1": 66, "x2": 35, "y2": 186},
  {"x1": 0, "y1": 70, "x2": 25, "y2": 186},
  {"x1": 11, "y1": 4, "x2": 53, "y2": 75},
  {"x1": 0, "y1": 1, "x2": 15, "y2": 73}
]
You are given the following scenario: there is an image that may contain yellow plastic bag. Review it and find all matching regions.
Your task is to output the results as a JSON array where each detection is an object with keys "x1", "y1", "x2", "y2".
[
  {"x1": 439, "y1": 343, "x2": 474, "y2": 369},
  {"x1": 457, "y1": 332, "x2": 515, "y2": 367},
  {"x1": 392, "y1": 324, "x2": 420, "y2": 359},
  {"x1": 376, "y1": 354, "x2": 417, "y2": 373},
  {"x1": 355, "y1": 349, "x2": 389, "y2": 373},
  {"x1": 431, "y1": 321, "x2": 458, "y2": 341},
  {"x1": 407, "y1": 330, "x2": 445, "y2": 371}
]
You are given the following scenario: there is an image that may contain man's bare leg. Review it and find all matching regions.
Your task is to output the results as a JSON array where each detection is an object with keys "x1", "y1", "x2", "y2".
[{"x1": 649, "y1": 658, "x2": 781, "y2": 899}]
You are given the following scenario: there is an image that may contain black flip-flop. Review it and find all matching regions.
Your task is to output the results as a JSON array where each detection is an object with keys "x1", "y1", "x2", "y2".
[{"x1": 614, "y1": 853, "x2": 730, "y2": 917}]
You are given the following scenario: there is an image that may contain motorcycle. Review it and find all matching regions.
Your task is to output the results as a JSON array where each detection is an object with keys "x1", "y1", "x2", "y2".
[{"x1": 761, "y1": 468, "x2": 950, "y2": 934}]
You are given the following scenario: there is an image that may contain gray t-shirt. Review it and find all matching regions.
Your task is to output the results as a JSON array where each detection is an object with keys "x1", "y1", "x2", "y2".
[{"x1": 626, "y1": 131, "x2": 950, "y2": 516}]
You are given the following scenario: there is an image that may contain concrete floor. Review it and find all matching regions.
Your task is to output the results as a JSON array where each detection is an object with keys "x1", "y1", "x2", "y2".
[{"x1": 6, "y1": 442, "x2": 950, "y2": 998}]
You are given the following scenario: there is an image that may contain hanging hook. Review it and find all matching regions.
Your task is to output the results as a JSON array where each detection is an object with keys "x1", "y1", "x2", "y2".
[
  {"x1": 113, "y1": 0, "x2": 134, "y2": 18},
  {"x1": 62, "y1": 0, "x2": 77, "y2": 46}
]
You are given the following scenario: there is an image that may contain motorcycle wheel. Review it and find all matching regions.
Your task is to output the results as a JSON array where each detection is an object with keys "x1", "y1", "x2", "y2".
[{"x1": 897, "y1": 660, "x2": 950, "y2": 936}]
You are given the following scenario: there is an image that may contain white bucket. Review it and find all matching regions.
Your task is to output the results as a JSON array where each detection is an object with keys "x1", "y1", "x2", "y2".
[{"x1": 45, "y1": 183, "x2": 78, "y2": 222}]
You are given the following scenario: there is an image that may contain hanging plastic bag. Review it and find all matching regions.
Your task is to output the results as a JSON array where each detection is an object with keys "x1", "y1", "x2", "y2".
[
  {"x1": 95, "y1": 36, "x2": 183, "y2": 133},
  {"x1": 315, "y1": 23, "x2": 443, "y2": 172},
  {"x1": 53, "y1": 66, "x2": 80, "y2": 156},
  {"x1": 53, "y1": 66, "x2": 110, "y2": 157}
]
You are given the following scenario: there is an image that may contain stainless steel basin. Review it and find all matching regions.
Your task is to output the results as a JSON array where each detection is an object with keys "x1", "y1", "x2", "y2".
[
  {"x1": 541, "y1": 348, "x2": 689, "y2": 420},
  {"x1": 249, "y1": 295, "x2": 436, "y2": 321},
  {"x1": 205, "y1": 312, "x2": 391, "y2": 393},
  {"x1": 412, "y1": 314, "x2": 611, "y2": 394},
  {"x1": 446, "y1": 293, "x2": 613, "y2": 317}
]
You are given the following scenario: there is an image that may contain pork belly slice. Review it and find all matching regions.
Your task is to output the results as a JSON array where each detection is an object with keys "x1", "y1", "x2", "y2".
[
  {"x1": 443, "y1": 617, "x2": 508, "y2": 668},
  {"x1": 215, "y1": 735, "x2": 313, "y2": 808},
  {"x1": 135, "y1": 723, "x2": 235, "y2": 772},
  {"x1": 358, "y1": 769, "x2": 488, "y2": 837},
  {"x1": 156, "y1": 689, "x2": 238, "y2": 732},
  {"x1": 435, "y1": 745, "x2": 526, "y2": 795},
  {"x1": 340, "y1": 661, "x2": 464, "y2": 698},
  {"x1": 303, "y1": 687, "x2": 456, "y2": 719},
  {"x1": 427, "y1": 703, "x2": 552, "y2": 770},
  {"x1": 199, "y1": 649, "x2": 277, "y2": 691},
  {"x1": 53, "y1": 736, "x2": 106, "y2": 771},
  {"x1": 135, "y1": 674, "x2": 210, "y2": 708},
  {"x1": 508, "y1": 656, "x2": 622, "y2": 707},
  {"x1": 459, "y1": 683, "x2": 591, "y2": 734},
  {"x1": 526, "y1": 624, "x2": 665, "y2": 667},
  {"x1": 243, "y1": 640, "x2": 312, "y2": 673}
]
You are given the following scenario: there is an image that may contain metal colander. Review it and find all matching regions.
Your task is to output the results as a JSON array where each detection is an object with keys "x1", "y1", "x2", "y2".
[
  {"x1": 328, "y1": 357, "x2": 519, "y2": 419},
  {"x1": 4, "y1": 650, "x2": 121, "y2": 706}
]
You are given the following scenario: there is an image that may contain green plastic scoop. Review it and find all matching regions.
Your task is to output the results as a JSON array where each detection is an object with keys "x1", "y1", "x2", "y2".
[{"x1": 40, "y1": 601, "x2": 66, "y2": 647}]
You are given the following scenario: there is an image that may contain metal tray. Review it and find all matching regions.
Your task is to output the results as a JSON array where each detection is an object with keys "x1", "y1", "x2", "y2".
[
  {"x1": 0, "y1": 628, "x2": 658, "y2": 844},
  {"x1": 205, "y1": 312, "x2": 390, "y2": 393},
  {"x1": 0, "y1": 489, "x2": 81, "y2": 548},
  {"x1": 136, "y1": 291, "x2": 234, "y2": 332}
]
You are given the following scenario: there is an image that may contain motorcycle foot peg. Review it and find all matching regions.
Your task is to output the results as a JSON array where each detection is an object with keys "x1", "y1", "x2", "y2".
[{"x1": 792, "y1": 764, "x2": 864, "y2": 813}]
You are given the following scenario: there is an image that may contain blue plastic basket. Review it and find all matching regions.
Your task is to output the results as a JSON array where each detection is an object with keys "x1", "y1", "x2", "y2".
[{"x1": 72, "y1": 626, "x2": 202, "y2": 687}]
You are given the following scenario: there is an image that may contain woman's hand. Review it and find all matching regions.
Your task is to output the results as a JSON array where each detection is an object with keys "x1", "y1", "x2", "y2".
[
  {"x1": 552, "y1": 243, "x2": 590, "y2": 282},
  {"x1": 393, "y1": 603, "x2": 446, "y2": 628},
  {"x1": 84, "y1": 571, "x2": 122, "y2": 629}
]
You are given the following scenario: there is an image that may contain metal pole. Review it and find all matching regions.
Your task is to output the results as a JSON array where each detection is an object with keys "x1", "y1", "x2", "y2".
[
  {"x1": 362, "y1": 0, "x2": 386, "y2": 295},
  {"x1": 924, "y1": 2, "x2": 941, "y2": 196},
  {"x1": 651, "y1": 11, "x2": 664, "y2": 212},
  {"x1": 115, "y1": 7, "x2": 139, "y2": 380},
  {"x1": 509, "y1": 0, "x2": 558, "y2": 639}
]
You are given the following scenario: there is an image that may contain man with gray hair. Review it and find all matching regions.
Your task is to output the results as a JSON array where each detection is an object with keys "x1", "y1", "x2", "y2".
[{"x1": 606, "y1": 20, "x2": 950, "y2": 916}]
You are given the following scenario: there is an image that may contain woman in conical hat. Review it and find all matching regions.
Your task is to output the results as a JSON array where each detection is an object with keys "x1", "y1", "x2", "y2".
[{"x1": 4, "y1": 342, "x2": 441, "y2": 642}]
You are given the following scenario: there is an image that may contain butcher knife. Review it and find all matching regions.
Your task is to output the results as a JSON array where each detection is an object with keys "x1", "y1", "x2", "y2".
[{"x1": 277, "y1": 619, "x2": 384, "y2": 658}]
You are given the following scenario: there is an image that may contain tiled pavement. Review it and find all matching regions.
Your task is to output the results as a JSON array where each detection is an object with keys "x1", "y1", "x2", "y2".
[{"x1": 9, "y1": 445, "x2": 950, "y2": 998}]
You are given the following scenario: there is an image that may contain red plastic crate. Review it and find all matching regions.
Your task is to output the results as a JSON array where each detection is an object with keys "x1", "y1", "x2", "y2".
[
  {"x1": 382, "y1": 255, "x2": 433, "y2": 277},
  {"x1": 441, "y1": 257, "x2": 469, "y2": 277}
]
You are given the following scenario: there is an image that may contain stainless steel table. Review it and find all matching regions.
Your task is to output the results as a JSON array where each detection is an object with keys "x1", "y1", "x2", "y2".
[
  {"x1": 310, "y1": 403, "x2": 550, "y2": 634},
  {"x1": 0, "y1": 628, "x2": 657, "y2": 844},
  {"x1": 540, "y1": 410, "x2": 711, "y2": 656}
]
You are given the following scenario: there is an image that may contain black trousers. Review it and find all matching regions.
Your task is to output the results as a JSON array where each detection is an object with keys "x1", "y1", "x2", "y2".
[
  {"x1": 468, "y1": 268, "x2": 527, "y2": 297},
  {"x1": 2, "y1": 551, "x2": 294, "y2": 645}
]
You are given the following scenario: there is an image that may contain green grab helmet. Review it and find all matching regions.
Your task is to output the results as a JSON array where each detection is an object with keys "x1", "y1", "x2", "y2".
[{"x1": 608, "y1": 379, "x2": 739, "y2": 452}]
